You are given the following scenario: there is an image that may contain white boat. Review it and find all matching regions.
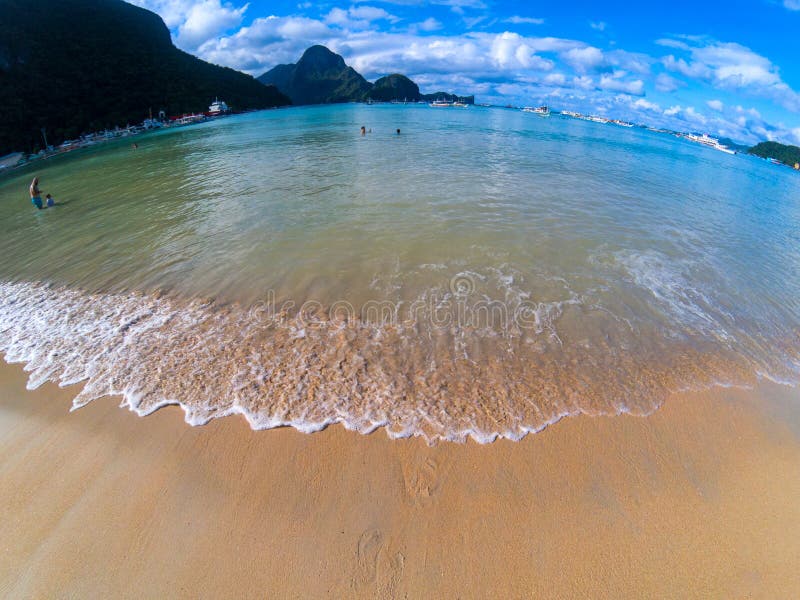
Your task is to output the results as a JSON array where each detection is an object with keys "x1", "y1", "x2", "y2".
[
  {"x1": 430, "y1": 98, "x2": 469, "y2": 107},
  {"x1": 684, "y1": 133, "x2": 736, "y2": 154},
  {"x1": 173, "y1": 113, "x2": 206, "y2": 125},
  {"x1": 208, "y1": 98, "x2": 229, "y2": 115},
  {"x1": 523, "y1": 105, "x2": 550, "y2": 116},
  {"x1": 685, "y1": 133, "x2": 716, "y2": 146}
]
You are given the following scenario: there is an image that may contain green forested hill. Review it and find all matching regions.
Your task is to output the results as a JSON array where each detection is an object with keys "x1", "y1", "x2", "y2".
[
  {"x1": 367, "y1": 75, "x2": 420, "y2": 102},
  {"x1": 258, "y1": 46, "x2": 373, "y2": 105},
  {"x1": 0, "y1": 0, "x2": 290, "y2": 154},
  {"x1": 420, "y1": 92, "x2": 475, "y2": 104},
  {"x1": 748, "y1": 141, "x2": 800, "y2": 167},
  {"x1": 258, "y1": 45, "x2": 473, "y2": 105}
]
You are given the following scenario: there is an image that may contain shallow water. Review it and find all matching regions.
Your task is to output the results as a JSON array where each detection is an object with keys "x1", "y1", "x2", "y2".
[{"x1": 1, "y1": 104, "x2": 799, "y2": 441}]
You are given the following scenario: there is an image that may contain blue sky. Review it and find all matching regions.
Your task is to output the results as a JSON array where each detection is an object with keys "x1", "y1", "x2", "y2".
[{"x1": 130, "y1": 0, "x2": 800, "y2": 144}]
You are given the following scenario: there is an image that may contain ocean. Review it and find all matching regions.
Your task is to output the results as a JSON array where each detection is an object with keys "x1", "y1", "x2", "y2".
[{"x1": 1, "y1": 104, "x2": 798, "y2": 442}]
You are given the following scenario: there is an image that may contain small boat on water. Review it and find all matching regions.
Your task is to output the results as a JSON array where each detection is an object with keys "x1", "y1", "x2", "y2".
[
  {"x1": 523, "y1": 105, "x2": 550, "y2": 117},
  {"x1": 684, "y1": 133, "x2": 736, "y2": 154},
  {"x1": 430, "y1": 98, "x2": 469, "y2": 108},
  {"x1": 208, "y1": 98, "x2": 230, "y2": 116}
]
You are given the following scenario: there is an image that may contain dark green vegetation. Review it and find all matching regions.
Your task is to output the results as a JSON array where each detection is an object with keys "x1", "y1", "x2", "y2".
[
  {"x1": 420, "y1": 92, "x2": 475, "y2": 104},
  {"x1": 259, "y1": 45, "x2": 473, "y2": 105},
  {"x1": 258, "y1": 46, "x2": 371, "y2": 105},
  {"x1": 748, "y1": 141, "x2": 800, "y2": 167},
  {"x1": 368, "y1": 75, "x2": 420, "y2": 102},
  {"x1": 0, "y1": 0, "x2": 289, "y2": 154}
]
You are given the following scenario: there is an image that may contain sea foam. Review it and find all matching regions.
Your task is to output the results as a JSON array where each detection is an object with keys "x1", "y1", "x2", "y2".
[{"x1": 0, "y1": 280, "x2": 797, "y2": 444}]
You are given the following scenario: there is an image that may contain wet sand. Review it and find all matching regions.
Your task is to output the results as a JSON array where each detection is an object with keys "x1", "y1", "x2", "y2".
[{"x1": 1, "y1": 358, "x2": 799, "y2": 598}]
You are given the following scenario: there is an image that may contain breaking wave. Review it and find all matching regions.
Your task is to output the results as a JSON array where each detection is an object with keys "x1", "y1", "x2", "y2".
[{"x1": 2, "y1": 274, "x2": 798, "y2": 444}]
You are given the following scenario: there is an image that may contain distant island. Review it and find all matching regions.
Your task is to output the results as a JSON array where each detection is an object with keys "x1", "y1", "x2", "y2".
[
  {"x1": 0, "y1": 0, "x2": 290, "y2": 155},
  {"x1": 258, "y1": 45, "x2": 474, "y2": 106},
  {"x1": 748, "y1": 141, "x2": 800, "y2": 168}
]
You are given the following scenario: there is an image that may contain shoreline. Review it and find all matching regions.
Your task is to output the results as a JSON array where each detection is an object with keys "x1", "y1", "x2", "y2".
[
  {"x1": 1, "y1": 358, "x2": 799, "y2": 596},
  {"x1": 3, "y1": 279, "x2": 795, "y2": 445}
]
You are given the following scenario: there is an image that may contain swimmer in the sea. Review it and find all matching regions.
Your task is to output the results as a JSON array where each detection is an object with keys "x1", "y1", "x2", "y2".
[{"x1": 29, "y1": 177, "x2": 43, "y2": 210}]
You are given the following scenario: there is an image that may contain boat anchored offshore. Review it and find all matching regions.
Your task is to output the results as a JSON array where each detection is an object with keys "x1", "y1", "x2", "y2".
[
  {"x1": 684, "y1": 133, "x2": 736, "y2": 155},
  {"x1": 208, "y1": 98, "x2": 230, "y2": 116},
  {"x1": 523, "y1": 105, "x2": 550, "y2": 116},
  {"x1": 430, "y1": 98, "x2": 469, "y2": 108}
]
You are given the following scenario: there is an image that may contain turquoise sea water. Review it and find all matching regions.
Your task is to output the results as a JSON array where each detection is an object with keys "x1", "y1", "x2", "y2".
[{"x1": 1, "y1": 104, "x2": 799, "y2": 441}]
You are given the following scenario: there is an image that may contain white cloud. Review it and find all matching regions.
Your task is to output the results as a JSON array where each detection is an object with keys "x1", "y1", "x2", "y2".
[
  {"x1": 562, "y1": 46, "x2": 604, "y2": 72},
  {"x1": 662, "y1": 54, "x2": 710, "y2": 79},
  {"x1": 572, "y1": 75, "x2": 594, "y2": 90},
  {"x1": 198, "y1": 15, "x2": 335, "y2": 71},
  {"x1": 129, "y1": 0, "x2": 196, "y2": 29},
  {"x1": 130, "y1": 0, "x2": 249, "y2": 50},
  {"x1": 505, "y1": 16, "x2": 545, "y2": 25},
  {"x1": 784, "y1": 0, "x2": 800, "y2": 10},
  {"x1": 707, "y1": 99, "x2": 724, "y2": 111},
  {"x1": 325, "y1": 5, "x2": 398, "y2": 29},
  {"x1": 655, "y1": 72, "x2": 684, "y2": 92},
  {"x1": 734, "y1": 105, "x2": 761, "y2": 119},
  {"x1": 631, "y1": 97, "x2": 661, "y2": 112},
  {"x1": 325, "y1": 7, "x2": 350, "y2": 26},
  {"x1": 695, "y1": 43, "x2": 778, "y2": 87},
  {"x1": 598, "y1": 73, "x2": 644, "y2": 95},
  {"x1": 661, "y1": 37, "x2": 800, "y2": 112},
  {"x1": 349, "y1": 5, "x2": 399, "y2": 22},
  {"x1": 590, "y1": 21, "x2": 606, "y2": 31},
  {"x1": 663, "y1": 105, "x2": 708, "y2": 126},
  {"x1": 606, "y1": 50, "x2": 652, "y2": 76},
  {"x1": 544, "y1": 73, "x2": 566, "y2": 86},
  {"x1": 414, "y1": 17, "x2": 442, "y2": 32},
  {"x1": 338, "y1": 31, "x2": 556, "y2": 78},
  {"x1": 488, "y1": 32, "x2": 553, "y2": 69},
  {"x1": 180, "y1": 0, "x2": 249, "y2": 49},
  {"x1": 350, "y1": 0, "x2": 485, "y2": 7}
]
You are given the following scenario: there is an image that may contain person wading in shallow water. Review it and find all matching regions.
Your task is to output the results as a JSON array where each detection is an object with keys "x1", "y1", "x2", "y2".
[{"x1": 29, "y1": 177, "x2": 43, "y2": 210}]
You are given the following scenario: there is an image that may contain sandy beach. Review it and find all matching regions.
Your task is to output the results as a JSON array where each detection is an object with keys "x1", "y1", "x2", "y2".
[{"x1": 0, "y1": 358, "x2": 798, "y2": 598}]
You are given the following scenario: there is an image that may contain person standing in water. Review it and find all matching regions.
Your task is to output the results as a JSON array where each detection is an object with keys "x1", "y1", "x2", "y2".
[{"x1": 29, "y1": 177, "x2": 43, "y2": 210}]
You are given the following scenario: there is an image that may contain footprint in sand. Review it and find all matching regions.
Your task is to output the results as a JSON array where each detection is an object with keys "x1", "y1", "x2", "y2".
[
  {"x1": 353, "y1": 528, "x2": 383, "y2": 589},
  {"x1": 352, "y1": 529, "x2": 406, "y2": 597},
  {"x1": 402, "y1": 457, "x2": 441, "y2": 505}
]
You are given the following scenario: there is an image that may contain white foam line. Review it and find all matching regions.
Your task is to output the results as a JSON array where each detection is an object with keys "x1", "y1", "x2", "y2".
[{"x1": 1, "y1": 280, "x2": 798, "y2": 445}]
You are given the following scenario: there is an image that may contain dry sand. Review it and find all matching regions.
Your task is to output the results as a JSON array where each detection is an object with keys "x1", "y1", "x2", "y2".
[{"x1": 1, "y1": 358, "x2": 799, "y2": 598}]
